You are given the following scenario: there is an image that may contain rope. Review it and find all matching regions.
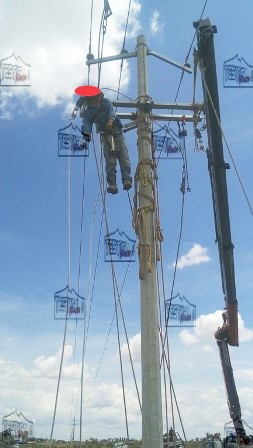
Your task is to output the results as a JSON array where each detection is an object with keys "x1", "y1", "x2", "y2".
[
  {"x1": 133, "y1": 159, "x2": 155, "y2": 278},
  {"x1": 73, "y1": 139, "x2": 88, "y2": 445},
  {"x1": 68, "y1": 141, "x2": 71, "y2": 287},
  {"x1": 151, "y1": 168, "x2": 169, "y2": 436},
  {"x1": 97, "y1": 1, "x2": 112, "y2": 87},
  {"x1": 87, "y1": 0, "x2": 94, "y2": 85},
  {"x1": 80, "y1": 136, "x2": 105, "y2": 421},
  {"x1": 49, "y1": 309, "x2": 69, "y2": 448},
  {"x1": 112, "y1": 270, "x2": 130, "y2": 440},
  {"x1": 150, "y1": 138, "x2": 164, "y2": 263},
  {"x1": 77, "y1": 158, "x2": 87, "y2": 293},
  {"x1": 92, "y1": 135, "x2": 131, "y2": 438},
  {"x1": 157, "y1": 185, "x2": 187, "y2": 444},
  {"x1": 49, "y1": 149, "x2": 72, "y2": 447},
  {"x1": 152, "y1": 123, "x2": 188, "y2": 446},
  {"x1": 116, "y1": 0, "x2": 132, "y2": 104},
  {"x1": 89, "y1": 135, "x2": 151, "y2": 445},
  {"x1": 79, "y1": 197, "x2": 103, "y2": 445},
  {"x1": 156, "y1": 231, "x2": 189, "y2": 447},
  {"x1": 50, "y1": 0, "x2": 137, "y2": 442},
  {"x1": 97, "y1": 13, "x2": 106, "y2": 87}
]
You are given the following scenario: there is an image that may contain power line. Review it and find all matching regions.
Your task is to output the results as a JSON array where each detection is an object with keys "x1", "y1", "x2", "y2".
[{"x1": 116, "y1": 0, "x2": 132, "y2": 102}]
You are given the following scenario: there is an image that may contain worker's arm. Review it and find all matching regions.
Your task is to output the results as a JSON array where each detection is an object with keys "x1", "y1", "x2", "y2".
[
  {"x1": 70, "y1": 97, "x2": 86, "y2": 119},
  {"x1": 81, "y1": 107, "x2": 93, "y2": 140}
]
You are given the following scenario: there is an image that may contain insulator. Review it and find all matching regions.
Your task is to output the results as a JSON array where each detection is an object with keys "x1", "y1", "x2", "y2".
[
  {"x1": 195, "y1": 128, "x2": 202, "y2": 139},
  {"x1": 178, "y1": 129, "x2": 187, "y2": 138}
]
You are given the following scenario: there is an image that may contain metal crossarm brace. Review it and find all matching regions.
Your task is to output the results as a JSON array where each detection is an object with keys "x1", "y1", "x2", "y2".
[
  {"x1": 112, "y1": 101, "x2": 204, "y2": 112},
  {"x1": 116, "y1": 112, "x2": 201, "y2": 122}
]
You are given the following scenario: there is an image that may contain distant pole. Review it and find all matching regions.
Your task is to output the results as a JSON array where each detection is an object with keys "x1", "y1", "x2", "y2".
[{"x1": 136, "y1": 34, "x2": 163, "y2": 448}]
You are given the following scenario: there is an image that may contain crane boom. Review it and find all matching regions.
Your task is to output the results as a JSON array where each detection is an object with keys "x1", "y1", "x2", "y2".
[
  {"x1": 194, "y1": 18, "x2": 253, "y2": 445},
  {"x1": 216, "y1": 331, "x2": 246, "y2": 440},
  {"x1": 194, "y1": 18, "x2": 238, "y2": 347}
]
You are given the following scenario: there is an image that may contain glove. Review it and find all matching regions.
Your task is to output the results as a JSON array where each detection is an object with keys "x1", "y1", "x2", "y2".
[
  {"x1": 82, "y1": 133, "x2": 91, "y2": 142},
  {"x1": 70, "y1": 107, "x2": 78, "y2": 120}
]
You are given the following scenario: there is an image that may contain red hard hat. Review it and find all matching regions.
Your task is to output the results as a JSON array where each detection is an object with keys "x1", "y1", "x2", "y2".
[{"x1": 75, "y1": 85, "x2": 101, "y2": 97}]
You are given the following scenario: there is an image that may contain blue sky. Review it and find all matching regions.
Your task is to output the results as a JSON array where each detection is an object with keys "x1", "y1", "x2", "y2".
[{"x1": 1, "y1": 0, "x2": 253, "y2": 442}]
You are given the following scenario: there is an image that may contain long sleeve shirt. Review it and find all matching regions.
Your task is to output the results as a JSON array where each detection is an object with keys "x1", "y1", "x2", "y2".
[{"x1": 76, "y1": 96, "x2": 123, "y2": 135}]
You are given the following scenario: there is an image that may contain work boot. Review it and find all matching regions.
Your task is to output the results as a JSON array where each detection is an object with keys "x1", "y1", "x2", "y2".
[
  {"x1": 107, "y1": 184, "x2": 118, "y2": 194},
  {"x1": 123, "y1": 179, "x2": 132, "y2": 191}
]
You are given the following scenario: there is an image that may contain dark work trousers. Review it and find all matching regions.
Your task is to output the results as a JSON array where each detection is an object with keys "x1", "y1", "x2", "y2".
[{"x1": 101, "y1": 133, "x2": 132, "y2": 186}]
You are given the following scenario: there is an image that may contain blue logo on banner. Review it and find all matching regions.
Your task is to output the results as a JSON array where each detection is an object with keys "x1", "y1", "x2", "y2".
[
  {"x1": 154, "y1": 128, "x2": 181, "y2": 159},
  {"x1": 104, "y1": 228, "x2": 136, "y2": 262},
  {"x1": 54, "y1": 285, "x2": 85, "y2": 320},
  {"x1": 58, "y1": 123, "x2": 89, "y2": 157},
  {"x1": 165, "y1": 293, "x2": 196, "y2": 327},
  {"x1": 223, "y1": 55, "x2": 253, "y2": 87}
]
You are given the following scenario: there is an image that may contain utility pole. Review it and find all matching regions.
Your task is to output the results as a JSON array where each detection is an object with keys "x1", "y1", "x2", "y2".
[
  {"x1": 87, "y1": 34, "x2": 201, "y2": 448},
  {"x1": 70, "y1": 417, "x2": 77, "y2": 446},
  {"x1": 135, "y1": 35, "x2": 163, "y2": 448}
]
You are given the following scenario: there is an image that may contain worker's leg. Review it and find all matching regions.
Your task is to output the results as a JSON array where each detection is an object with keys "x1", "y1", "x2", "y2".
[
  {"x1": 114, "y1": 134, "x2": 132, "y2": 188},
  {"x1": 102, "y1": 135, "x2": 118, "y2": 192}
]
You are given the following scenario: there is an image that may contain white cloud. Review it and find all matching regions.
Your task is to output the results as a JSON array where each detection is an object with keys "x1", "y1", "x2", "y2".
[
  {"x1": 235, "y1": 370, "x2": 253, "y2": 382},
  {"x1": 150, "y1": 10, "x2": 160, "y2": 34},
  {"x1": 174, "y1": 243, "x2": 211, "y2": 269},
  {"x1": 121, "y1": 310, "x2": 253, "y2": 368},
  {"x1": 0, "y1": 345, "x2": 121, "y2": 439},
  {"x1": 0, "y1": 0, "x2": 141, "y2": 114},
  {"x1": 0, "y1": 91, "x2": 13, "y2": 119},
  {"x1": 238, "y1": 313, "x2": 253, "y2": 342},
  {"x1": 179, "y1": 329, "x2": 198, "y2": 346},
  {"x1": 121, "y1": 332, "x2": 141, "y2": 362},
  {"x1": 179, "y1": 310, "x2": 253, "y2": 347},
  {"x1": 31, "y1": 345, "x2": 86, "y2": 379},
  {"x1": 202, "y1": 344, "x2": 214, "y2": 353},
  {"x1": 1, "y1": 315, "x2": 252, "y2": 440}
]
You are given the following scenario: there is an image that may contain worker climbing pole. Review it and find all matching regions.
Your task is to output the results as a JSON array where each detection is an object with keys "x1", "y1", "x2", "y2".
[{"x1": 70, "y1": 85, "x2": 133, "y2": 194}]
